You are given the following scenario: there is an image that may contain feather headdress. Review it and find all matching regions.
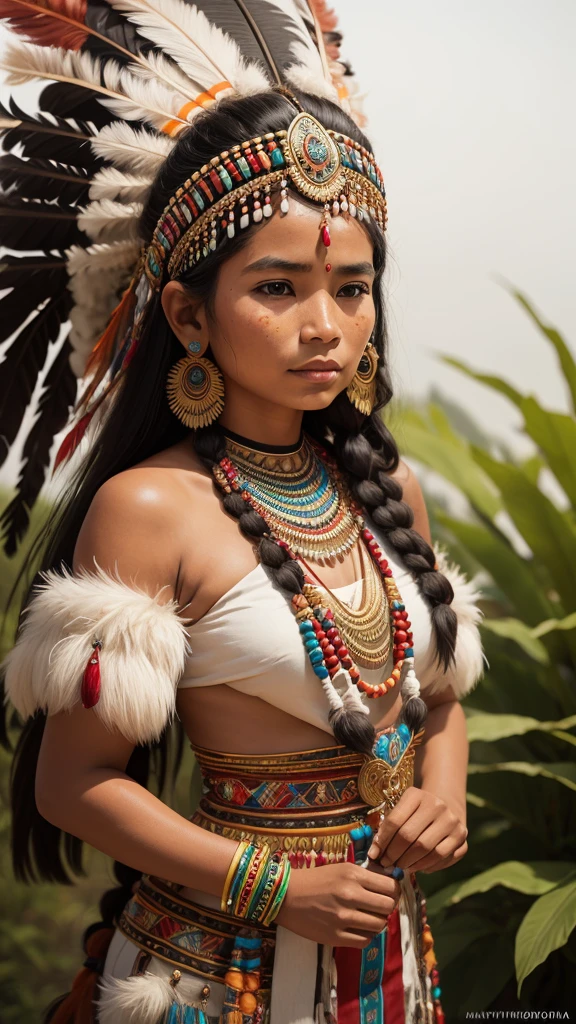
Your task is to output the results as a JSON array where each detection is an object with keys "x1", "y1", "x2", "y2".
[{"x1": 0, "y1": 0, "x2": 372, "y2": 556}]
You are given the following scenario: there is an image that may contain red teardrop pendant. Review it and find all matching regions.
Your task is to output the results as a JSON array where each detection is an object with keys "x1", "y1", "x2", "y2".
[
  {"x1": 321, "y1": 225, "x2": 331, "y2": 247},
  {"x1": 81, "y1": 641, "x2": 102, "y2": 709}
]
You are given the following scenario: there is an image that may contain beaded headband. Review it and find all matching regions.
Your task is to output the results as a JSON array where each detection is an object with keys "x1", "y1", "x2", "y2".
[
  {"x1": 58, "y1": 109, "x2": 388, "y2": 463},
  {"x1": 145, "y1": 110, "x2": 388, "y2": 290}
]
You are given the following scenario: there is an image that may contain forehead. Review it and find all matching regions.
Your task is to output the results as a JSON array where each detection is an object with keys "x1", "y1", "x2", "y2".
[{"x1": 228, "y1": 197, "x2": 374, "y2": 270}]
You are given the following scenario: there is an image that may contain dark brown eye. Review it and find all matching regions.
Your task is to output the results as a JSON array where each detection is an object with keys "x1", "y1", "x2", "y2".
[{"x1": 257, "y1": 281, "x2": 293, "y2": 297}]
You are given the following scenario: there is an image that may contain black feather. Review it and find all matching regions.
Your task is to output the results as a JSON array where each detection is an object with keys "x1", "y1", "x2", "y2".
[
  {"x1": 0, "y1": 100, "x2": 100, "y2": 172},
  {"x1": 0, "y1": 256, "x2": 68, "y2": 346},
  {"x1": 83, "y1": 1, "x2": 156, "y2": 63},
  {"x1": 0, "y1": 337, "x2": 77, "y2": 558},
  {"x1": 0, "y1": 289, "x2": 73, "y2": 466},
  {"x1": 0, "y1": 198, "x2": 87, "y2": 251},
  {"x1": 39, "y1": 82, "x2": 116, "y2": 130},
  {"x1": 0, "y1": 155, "x2": 92, "y2": 206}
]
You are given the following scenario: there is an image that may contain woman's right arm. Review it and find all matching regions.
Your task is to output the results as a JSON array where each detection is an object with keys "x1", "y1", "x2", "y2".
[{"x1": 34, "y1": 471, "x2": 401, "y2": 947}]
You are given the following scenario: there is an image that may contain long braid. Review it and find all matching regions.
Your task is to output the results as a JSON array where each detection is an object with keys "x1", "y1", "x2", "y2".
[
  {"x1": 324, "y1": 412, "x2": 458, "y2": 734},
  {"x1": 193, "y1": 423, "x2": 377, "y2": 756}
]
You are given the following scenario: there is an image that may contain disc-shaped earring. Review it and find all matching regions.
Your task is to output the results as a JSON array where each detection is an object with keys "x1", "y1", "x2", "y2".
[
  {"x1": 166, "y1": 353, "x2": 225, "y2": 429},
  {"x1": 346, "y1": 341, "x2": 378, "y2": 415}
]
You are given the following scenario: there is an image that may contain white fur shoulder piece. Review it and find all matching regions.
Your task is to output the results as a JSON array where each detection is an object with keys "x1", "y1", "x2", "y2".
[
  {"x1": 2, "y1": 560, "x2": 192, "y2": 745},
  {"x1": 418, "y1": 548, "x2": 485, "y2": 700}
]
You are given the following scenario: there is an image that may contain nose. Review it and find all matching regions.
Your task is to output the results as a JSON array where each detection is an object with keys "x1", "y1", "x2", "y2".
[{"x1": 300, "y1": 294, "x2": 341, "y2": 347}]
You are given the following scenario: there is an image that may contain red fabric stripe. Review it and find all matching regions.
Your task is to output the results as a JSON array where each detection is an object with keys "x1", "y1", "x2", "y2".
[
  {"x1": 334, "y1": 945, "x2": 362, "y2": 1024},
  {"x1": 383, "y1": 907, "x2": 405, "y2": 1024}
]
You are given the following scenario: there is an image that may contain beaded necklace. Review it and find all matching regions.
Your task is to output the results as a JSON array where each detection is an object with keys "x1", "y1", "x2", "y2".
[{"x1": 213, "y1": 432, "x2": 417, "y2": 703}]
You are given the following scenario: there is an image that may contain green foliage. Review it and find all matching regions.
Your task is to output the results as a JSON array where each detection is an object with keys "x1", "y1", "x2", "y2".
[{"x1": 401, "y1": 290, "x2": 576, "y2": 1015}]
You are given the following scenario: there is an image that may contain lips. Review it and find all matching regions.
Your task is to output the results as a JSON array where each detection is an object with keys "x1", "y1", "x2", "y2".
[{"x1": 291, "y1": 361, "x2": 342, "y2": 371}]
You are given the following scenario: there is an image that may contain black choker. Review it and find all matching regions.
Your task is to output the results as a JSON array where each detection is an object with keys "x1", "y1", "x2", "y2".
[{"x1": 222, "y1": 426, "x2": 305, "y2": 455}]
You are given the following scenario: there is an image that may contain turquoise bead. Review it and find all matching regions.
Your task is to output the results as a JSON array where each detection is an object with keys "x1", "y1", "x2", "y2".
[
  {"x1": 363, "y1": 824, "x2": 372, "y2": 836},
  {"x1": 433, "y1": 986, "x2": 441, "y2": 999},
  {"x1": 313, "y1": 665, "x2": 329, "y2": 679},
  {"x1": 237, "y1": 156, "x2": 251, "y2": 179},
  {"x1": 235, "y1": 936, "x2": 261, "y2": 949},
  {"x1": 218, "y1": 166, "x2": 233, "y2": 191},
  {"x1": 299, "y1": 622, "x2": 314, "y2": 633},
  {"x1": 309, "y1": 650, "x2": 324, "y2": 665},
  {"x1": 190, "y1": 187, "x2": 205, "y2": 210},
  {"x1": 305, "y1": 639, "x2": 319, "y2": 651},
  {"x1": 404, "y1": 647, "x2": 414, "y2": 657},
  {"x1": 270, "y1": 146, "x2": 285, "y2": 167}
]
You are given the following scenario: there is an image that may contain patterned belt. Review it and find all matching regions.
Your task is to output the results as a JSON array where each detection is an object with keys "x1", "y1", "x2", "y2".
[{"x1": 190, "y1": 724, "x2": 424, "y2": 865}]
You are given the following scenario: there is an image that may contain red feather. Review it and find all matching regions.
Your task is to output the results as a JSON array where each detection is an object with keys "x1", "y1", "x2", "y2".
[
  {"x1": 0, "y1": 0, "x2": 88, "y2": 51},
  {"x1": 81, "y1": 641, "x2": 101, "y2": 709},
  {"x1": 53, "y1": 407, "x2": 94, "y2": 471}
]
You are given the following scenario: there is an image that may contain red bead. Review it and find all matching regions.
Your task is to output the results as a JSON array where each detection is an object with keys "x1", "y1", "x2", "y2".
[
  {"x1": 315, "y1": 631, "x2": 326, "y2": 641},
  {"x1": 340, "y1": 657, "x2": 353, "y2": 669},
  {"x1": 403, "y1": 620, "x2": 412, "y2": 629},
  {"x1": 395, "y1": 630, "x2": 408, "y2": 643},
  {"x1": 349, "y1": 667, "x2": 360, "y2": 680},
  {"x1": 327, "y1": 628, "x2": 339, "y2": 641},
  {"x1": 324, "y1": 610, "x2": 334, "y2": 620},
  {"x1": 322, "y1": 644, "x2": 335, "y2": 657},
  {"x1": 328, "y1": 666, "x2": 340, "y2": 678},
  {"x1": 384, "y1": 568, "x2": 393, "y2": 577},
  {"x1": 321, "y1": 225, "x2": 331, "y2": 247},
  {"x1": 336, "y1": 646, "x2": 349, "y2": 659},
  {"x1": 325, "y1": 656, "x2": 339, "y2": 668},
  {"x1": 312, "y1": 619, "x2": 322, "y2": 632}
]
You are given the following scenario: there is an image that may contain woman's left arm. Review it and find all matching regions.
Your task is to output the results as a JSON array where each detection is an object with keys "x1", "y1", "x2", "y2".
[{"x1": 366, "y1": 461, "x2": 470, "y2": 874}]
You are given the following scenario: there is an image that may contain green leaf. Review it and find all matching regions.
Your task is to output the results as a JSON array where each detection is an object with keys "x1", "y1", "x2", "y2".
[
  {"x1": 515, "y1": 877, "x2": 576, "y2": 995},
  {"x1": 399, "y1": 416, "x2": 501, "y2": 520},
  {"x1": 467, "y1": 761, "x2": 576, "y2": 791},
  {"x1": 441, "y1": 355, "x2": 525, "y2": 405},
  {"x1": 473, "y1": 447, "x2": 576, "y2": 613},
  {"x1": 510, "y1": 288, "x2": 576, "y2": 415},
  {"x1": 481, "y1": 617, "x2": 549, "y2": 663},
  {"x1": 437, "y1": 514, "x2": 554, "y2": 625},
  {"x1": 465, "y1": 711, "x2": 576, "y2": 743},
  {"x1": 519, "y1": 397, "x2": 576, "y2": 507},
  {"x1": 533, "y1": 611, "x2": 576, "y2": 637},
  {"x1": 426, "y1": 861, "x2": 576, "y2": 915}
]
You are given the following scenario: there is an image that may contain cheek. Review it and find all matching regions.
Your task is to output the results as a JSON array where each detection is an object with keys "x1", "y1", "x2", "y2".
[{"x1": 211, "y1": 295, "x2": 290, "y2": 375}]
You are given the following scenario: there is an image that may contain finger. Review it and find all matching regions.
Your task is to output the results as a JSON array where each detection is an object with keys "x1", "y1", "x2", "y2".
[
  {"x1": 357, "y1": 868, "x2": 402, "y2": 899},
  {"x1": 389, "y1": 816, "x2": 460, "y2": 870},
  {"x1": 410, "y1": 838, "x2": 468, "y2": 874},
  {"x1": 351, "y1": 890, "x2": 400, "y2": 917},
  {"x1": 367, "y1": 788, "x2": 422, "y2": 859},
  {"x1": 336, "y1": 930, "x2": 387, "y2": 949},
  {"x1": 349, "y1": 910, "x2": 391, "y2": 933}
]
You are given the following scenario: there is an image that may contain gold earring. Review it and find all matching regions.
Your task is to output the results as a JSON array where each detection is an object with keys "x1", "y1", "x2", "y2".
[
  {"x1": 346, "y1": 341, "x2": 378, "y2": 415},
  {"x1": 166, "y1": 351, "x2": 225, "y2": 429}
]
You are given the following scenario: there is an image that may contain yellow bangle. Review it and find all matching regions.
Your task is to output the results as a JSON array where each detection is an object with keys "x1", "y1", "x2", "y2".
[{"x1": 220, "y1": 840, "x2": 250, "y2": 913}]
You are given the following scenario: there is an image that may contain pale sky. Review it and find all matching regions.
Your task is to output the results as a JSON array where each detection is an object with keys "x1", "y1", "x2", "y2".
[{"x1": 1, "y1": 0, "x2": 575, "y2": 490}]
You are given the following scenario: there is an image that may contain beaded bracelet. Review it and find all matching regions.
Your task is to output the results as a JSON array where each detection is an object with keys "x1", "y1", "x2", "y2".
[{"x1": 221, "y1": 841, "x2": 292, "y2": 926}]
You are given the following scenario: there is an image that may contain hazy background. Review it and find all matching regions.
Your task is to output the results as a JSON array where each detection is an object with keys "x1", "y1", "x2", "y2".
[{"x1": 1, "y1": 0, "x2": 575, "y2": 486}]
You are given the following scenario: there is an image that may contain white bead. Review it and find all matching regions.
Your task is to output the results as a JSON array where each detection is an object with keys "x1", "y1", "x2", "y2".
[
  {"x1": 332, "y1": 201, "x2": 339, "y2": 215},
  {"x1": 240, "y1": 213, "x2": 249, "y2": 229},
  {"x1": 349, "y1": 203, "x2": 356, "y2": 217},
  {"x1": 226, "y1": 223, "x2": 235, "y2": 238},
  {"x1": 253, "y1": 207, "x2": 263, "y2": 222},
  {"x1": 209, "y1": 238, "x2": 217, "y2": 250},
  {"x1": 280, "y1": 198, "x2": 289, "y2": 214},
  {"x1": 340, "y1": 197, "x2": 348, "y2": 212},
  {"x1": 263, "y1": 204, "x2": 273, "y2": 217}
]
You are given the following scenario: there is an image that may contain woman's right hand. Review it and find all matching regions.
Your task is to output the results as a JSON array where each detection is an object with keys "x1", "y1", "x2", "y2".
[{"x1": 273, "y1": 860, "x2": 402, "y2": 947}]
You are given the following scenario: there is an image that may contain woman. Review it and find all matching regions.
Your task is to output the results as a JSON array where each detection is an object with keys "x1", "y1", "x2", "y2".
[{"x1": 0, "y1": 3, "x2": 483, "y2": 1022}]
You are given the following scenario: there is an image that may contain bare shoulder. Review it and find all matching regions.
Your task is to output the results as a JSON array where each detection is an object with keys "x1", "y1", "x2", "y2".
[
  {"x1": 389, "y1": 459, "x2": 432, "y2": 545},
  {"x1": 73, "y1": 441, "x2": 212, "y2": 598}
]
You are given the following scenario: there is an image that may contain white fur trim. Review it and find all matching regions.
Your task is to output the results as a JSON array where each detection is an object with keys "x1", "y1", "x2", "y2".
[
  {"x1": 418, "y1": 548, "x2": 485, "y2": 700},
  {"x1": 2, "y1": 560, "x2": 192, "y2": 746},
  {"x1": 97, "y1": 972, "x2": 178, "y2": 1024}
]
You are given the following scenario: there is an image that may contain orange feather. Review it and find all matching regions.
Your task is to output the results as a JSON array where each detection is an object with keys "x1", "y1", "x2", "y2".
[{"x1": 0, "y1": 0, "x2": 88, "y2": 50}]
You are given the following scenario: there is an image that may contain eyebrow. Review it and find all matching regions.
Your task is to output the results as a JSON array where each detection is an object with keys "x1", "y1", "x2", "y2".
[{"x1": 240, "y1": 256, "x2": 375, "y2": 277}]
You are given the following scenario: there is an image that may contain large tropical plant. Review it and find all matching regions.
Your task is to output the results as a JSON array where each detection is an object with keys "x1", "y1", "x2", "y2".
[{"x1": 399, "y1": 290, "x2": 576, "y2": 1016}]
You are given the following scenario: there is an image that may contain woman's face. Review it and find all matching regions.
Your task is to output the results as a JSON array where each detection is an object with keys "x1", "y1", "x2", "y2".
[{"x1": 163, "y1": 196, "x2": 377, "y2": 419}]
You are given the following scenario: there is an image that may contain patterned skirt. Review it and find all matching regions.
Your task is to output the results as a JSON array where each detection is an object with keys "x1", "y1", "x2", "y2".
[{"x1": 99, "y1": 724, "x2": 445, "y2": 1024}]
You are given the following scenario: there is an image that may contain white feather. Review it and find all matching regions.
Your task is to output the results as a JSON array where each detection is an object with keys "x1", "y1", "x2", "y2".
[
  {"x1": 91, "y1": 122, "x2": 175, "y2": 176},
  {"x1": 0, "y1": 40, "x2": 187, "y2": 131},
  {"x1": 284, "y1": 41, "x2": 339, "y2": 102},
  {"x1": 89, "y1": 166, "x2": 151, "y2": 203},
  {"x1": 98, "y1": 972, "x2": 179, "y2": 1024},
  {"x1": 77, "y1": 198, "x2": 143, "y2": 243},
  {"x1": 1, "y1": 560, "x2": 192, "y2": 747},
  {"x1": 106, "y1": 0, "x2": 269, "y2": 94}
]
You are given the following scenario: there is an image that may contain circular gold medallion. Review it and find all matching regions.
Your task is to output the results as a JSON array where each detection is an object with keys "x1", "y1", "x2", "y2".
[{"x1": 285, "y1": 112, "x2": 346, "y2": 202}]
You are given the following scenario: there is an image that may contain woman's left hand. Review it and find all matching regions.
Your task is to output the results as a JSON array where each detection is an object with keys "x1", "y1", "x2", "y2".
[{"x1": 366, "y1": 787, "x2": 468, "y2": 874}]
